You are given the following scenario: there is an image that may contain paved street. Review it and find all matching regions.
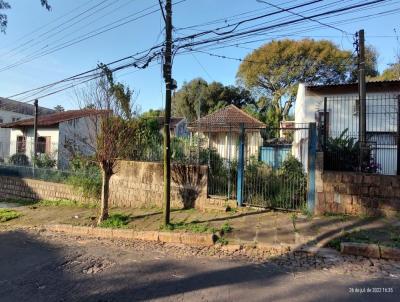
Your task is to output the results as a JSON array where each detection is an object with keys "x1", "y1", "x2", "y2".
[{"x1": 0, "y1": 229, "x2": 399, "y2": 302}]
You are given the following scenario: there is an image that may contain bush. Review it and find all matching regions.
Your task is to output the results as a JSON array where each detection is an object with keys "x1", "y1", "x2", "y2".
[
  {"x1": 99, "y1": 213, "x2": 131, "y2": 228},
  {"x1": 66, "y1": 156, "x2": 102, "y2": 198},
  {"x1": 0, "y1": 209, "x2": 21, "y2": 222},
  {"x1": 9, "y1": 154, "x2": 30, "y2": 166},
  {"x1": 33, "y1": 153, "x2": 57, "y2": 168}
]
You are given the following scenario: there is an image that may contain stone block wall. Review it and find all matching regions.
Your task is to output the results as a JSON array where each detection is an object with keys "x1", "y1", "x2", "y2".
[
  {"x1": 108, "y1": 161, "x2": 209, "y2": 209},
  {"x1": 315, "y1": 152, "x2": 400, "y2": 216},
  {"x1": 0, "y1": 176, "x2": 93, "y2": 203},
  {"x1": 0, "y1": 161, "x2": 209, "y2": 210}
]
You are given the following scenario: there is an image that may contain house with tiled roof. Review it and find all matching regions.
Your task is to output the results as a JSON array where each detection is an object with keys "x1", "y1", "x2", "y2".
[
  {"x1": 0, "y1": 97, "x2": 54, "y2": 162},
  {"x1": 1, "y1": 109, "x2": 109, "y2": 169},
  {"x1": 188, "y1": 104, "x2": 266, "y2": 160}
]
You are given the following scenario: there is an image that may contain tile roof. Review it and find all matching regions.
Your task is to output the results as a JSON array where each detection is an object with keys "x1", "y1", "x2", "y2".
[
  {"x1": 0, "y1": 109, "x2": 109, "y2": 128},
  {"x1": 188, "y1": 105, "x2": 265, "y2": 132}
]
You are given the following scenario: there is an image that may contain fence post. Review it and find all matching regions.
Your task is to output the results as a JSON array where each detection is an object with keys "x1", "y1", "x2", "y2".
[
  {"x1": 307, "y1": 123, "x2": 317, "y2": 212},
  {"x1": 323, "y1": 97, "x2": 328, "y2": 150},
  {"x1": 397, "y1": 95, "x2": 400, "y2": 176},
  {"x1": 236, "y1": 123, "x2": 245, "y2": 206}
]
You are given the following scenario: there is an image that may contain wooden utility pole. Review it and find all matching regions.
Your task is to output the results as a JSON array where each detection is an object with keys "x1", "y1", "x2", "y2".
[
  {"x1": 163, "y1": 0, "x2": 173, "y2": 226},
  {"x1": 33, "y1": 99, "x2": 39, "y2": 161},
  {"x1": 358, "y1": 29, "x2": 366, "y2": 171}
]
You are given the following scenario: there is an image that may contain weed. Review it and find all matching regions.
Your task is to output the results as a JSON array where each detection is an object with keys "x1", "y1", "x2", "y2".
[
  {"x1": 217, "y1": 237, "x2": 229, "y2": 245},
  {"x1": 160, "y1": 221, "x2": 212, "y2": 233},
  {"x1": 220, "y1": 222, "x2": 233, "y2": 234},
  {"x1": 301, "y1": 206, "x2": 313, "y2": 220},
  {"x1": 0, "y1": 209, "x2": 22, "y2": 222},
  {"x1": 323, "y1": 212, "x2": 351, "y2": 222},
  {"x1": 99, "y1": 213, "x2": 131, "y2": 228}
]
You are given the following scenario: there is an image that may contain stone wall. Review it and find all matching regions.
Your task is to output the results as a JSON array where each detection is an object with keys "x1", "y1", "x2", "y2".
[
  {"x1": 0, "y1": 176, "x2": 93, "y2": 203},
  {"x1": 108, "y1": 161, "x2": 209, "y2": 209},
  {"x1": 315, "y1": 152, "x2": 400, "y2": 216},
  {"x1": 0, "y1": 161, "x2": 210, "y2": 210}
]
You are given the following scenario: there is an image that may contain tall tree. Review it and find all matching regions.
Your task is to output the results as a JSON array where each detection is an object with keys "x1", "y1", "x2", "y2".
[
  {"x1": 0, "y1": 0, "x2": 50, "y2": 33},
  {"x1": 172, "y1": 78, "x2": 254, "y2": 122},
  {"x1": 53, "y1": 105, "x2": 65, "y2": 112},
  {"x1": 237, "y1": 39, "x2": 378, "y2": 124}
]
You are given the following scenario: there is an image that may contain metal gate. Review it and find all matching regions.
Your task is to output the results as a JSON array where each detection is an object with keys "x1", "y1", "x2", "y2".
[{"x1": 243, "y1": 124, "x2": 310, "y2": 210}]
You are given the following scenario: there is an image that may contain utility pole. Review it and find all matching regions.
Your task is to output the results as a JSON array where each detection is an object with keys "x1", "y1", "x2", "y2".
[
  {"x1": 33, "y1": 99, "x2": 39, "y2": 163},
  {"x1": 358, "y1": 29, "x2": 366, "y2": 171},
  {"x1": 163, "y1": 0, "x2": 173, "y2": 226}
]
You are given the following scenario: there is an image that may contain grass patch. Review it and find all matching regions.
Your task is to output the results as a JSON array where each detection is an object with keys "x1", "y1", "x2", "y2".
[
  {"x1": 327, "y1": 228, "x2": 400, "y2": 250},
  {"x1": 161, "y1": 221, "x2": 234, "y2": 235},
  {"x1": 1, "y1": 198, "x2": 96, "y2": 209},
  {"x1": 99, "y1": 213, "x2": 131, "y2": 228},
  {"x1": 323, "y1": 212, "x2": 352, "y2": 222},
  {"x1": 216, "y1": 237, "x2": 229, "y2": 245},
  {"x1": 0, "y1": 209, "x2": 22, "y2": 222}
]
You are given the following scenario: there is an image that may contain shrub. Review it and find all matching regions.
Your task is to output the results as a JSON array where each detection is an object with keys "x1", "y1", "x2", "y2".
[
  {"x1": 66, "y1": 156, "x2": 102, "y2": 198},
  {"x1": 33, "y1": 153, "x2": 57, "y2": 168},
  {"x1": 99, "y1": 213, "x2": 131, "y2": 228},
  {"x1": 9, "y1": 153, "x2": 29, "y2": 166}
]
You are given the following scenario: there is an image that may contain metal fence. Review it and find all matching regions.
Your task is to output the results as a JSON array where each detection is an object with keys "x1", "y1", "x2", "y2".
[{"x1": 320, "y1": 95, "x2": 399, "y2": 175}]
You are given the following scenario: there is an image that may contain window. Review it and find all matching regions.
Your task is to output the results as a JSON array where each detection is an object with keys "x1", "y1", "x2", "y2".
[
  {"x1": 0, "y1": 118, "x2": 3, "y2": 124},
  {"x1": 317, "y1": 111, "x2": 330, "y2": 136},
  {"x1": 37, "y1": 136, "x2": 51, "y2": 154},
  {"x1": 12, "y1": 117, "x2": 20, "y2": 122},
  {"x1": 16, "y1": 136, "x2": 26, "y2": 154}
]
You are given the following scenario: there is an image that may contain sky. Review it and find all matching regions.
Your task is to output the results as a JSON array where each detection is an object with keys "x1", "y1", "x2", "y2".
[{"x1": 0, "y1": 0, "x2": 399, "y2": 113}]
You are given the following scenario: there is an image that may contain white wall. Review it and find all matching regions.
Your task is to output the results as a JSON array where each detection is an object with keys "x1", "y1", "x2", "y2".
[
  {"x1": 58, "y1": 116, "x2": 98, "y2": 169},
  {"x1": 294, "y1": 83, "x2": 400, "y2": 175},
  {"x1": 9, "y1": 127, "x2": 59, "y2": 163},
  {"x1": 0, "y1": 110, "x2": 32, "y2": 161}
]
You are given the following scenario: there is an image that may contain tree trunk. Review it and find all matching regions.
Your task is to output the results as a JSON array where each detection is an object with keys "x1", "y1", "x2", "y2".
[{"x1": 97, "y1": 167, "x2": 111, "y2": 225}]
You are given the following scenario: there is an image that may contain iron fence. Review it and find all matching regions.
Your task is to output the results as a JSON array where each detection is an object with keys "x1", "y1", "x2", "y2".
[{"x1": 320, "y1": 95, "x2": 399, "y2": 175}]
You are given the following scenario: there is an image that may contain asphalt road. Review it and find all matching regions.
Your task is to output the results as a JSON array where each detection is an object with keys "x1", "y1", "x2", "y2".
[{"x1": 0, "y1": 229, "x2": 398, "y2": 302}]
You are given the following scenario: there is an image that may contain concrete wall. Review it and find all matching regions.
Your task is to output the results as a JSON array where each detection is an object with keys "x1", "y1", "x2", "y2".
[
  {"x1": 315, "y1": 152, "x2": 400, "y2": 217},
  {"x1": 0, "y1": 161, "x2": 211, "y2": 210},
  {"x1": 108, "y1": 161, "x2": 208, "y2": 209}
]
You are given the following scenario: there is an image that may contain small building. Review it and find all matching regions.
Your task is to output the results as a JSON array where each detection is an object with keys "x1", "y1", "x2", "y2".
[
  {"x1": 294, "y1": 80, "x2": 400, "y2": 175},
  {"x1": 0, "y1": 97, "x2": 53, "y2": 162},
  {"x1": 0, "y1": 109, "x2": 108, "y2": 169},
  {"x1": 188, "y1": 105, "x2": 265, "y2": 160}
]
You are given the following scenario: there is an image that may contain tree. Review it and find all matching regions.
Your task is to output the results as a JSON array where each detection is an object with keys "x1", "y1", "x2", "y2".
[
  {"x1": 172, "y1": 78, "x2": 254, "y2": 121},
  {"x1": 54, "y1": 105, "x2": 65, "y2": 112},
  {"x1": 237, "y1": 39, "x2": 378, "y2": 124},
  {"x1": 76, "y1": 65, "x2": 135, "y2": 224},
  {"x1": 0, "y1": 0, "x2": 50, "y2": 33}
]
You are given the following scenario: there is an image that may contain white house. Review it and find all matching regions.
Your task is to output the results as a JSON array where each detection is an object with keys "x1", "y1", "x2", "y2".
[
  {"x1": 188, "y1": 105, "x2": 265, "y2": 161},
  {"x1": 1, "y1": 109, "x2": 108, "y2": 169},
  {"x1": 0, "y1": 97, "x2": 53, "y2": 162},
  {"x1": 294, "y1": 80, "x2": 400, "y2": 175}
]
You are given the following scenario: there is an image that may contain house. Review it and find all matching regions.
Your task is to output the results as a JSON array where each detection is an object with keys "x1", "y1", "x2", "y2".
[
  {"x1": 0, "y1": 97, "x2": 54, "y2": 162},
  {"x1": 156, "y1": 117, "x2": 189, "y2": 137},
  {"x1": 188, "y1": 105, "x2": 265, "y2": 160},
  {"x1": 0, "y1": 109, "x2": 108, "y2": 169},
  {"x1": 294, "y1": 80, "x2": 400, "y2": 175}
]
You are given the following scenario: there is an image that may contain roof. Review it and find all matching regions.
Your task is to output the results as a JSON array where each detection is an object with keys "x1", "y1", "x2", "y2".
[
  {"x1": 306, "y1": 80, "x2": 400, "y2": 94},
  {"x1": 188, "y1": 105, "x2": 265, "y2": 132},
  {"x1": 0, "y1": 109, "x2": 109, "y2": 128},
  {"x1": 0, "y1": 97, "x2": 54, "y2": 116}
]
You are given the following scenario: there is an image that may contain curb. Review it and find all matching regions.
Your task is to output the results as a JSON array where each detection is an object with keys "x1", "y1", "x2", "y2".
[
  {"x1": 341, "y1": 242, "x2": 400, "y2": 260},
  {"x1": 45, "y1": 224, "x2": 216, "y2": 247}
]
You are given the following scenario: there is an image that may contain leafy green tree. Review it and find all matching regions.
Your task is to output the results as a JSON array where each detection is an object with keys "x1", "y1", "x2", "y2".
[
  {"x1": 378, "y1": 63, "x2": 400, "y2": 80},
  {"x1": 0, "y1": 0, "x2": 50, "y2": 33},
  {"x1": 237, "y1": 39, "x2": 378, "y2": 122},
  {"x1": 172, "y1": 78, "x2": 254, "y2": 121}
]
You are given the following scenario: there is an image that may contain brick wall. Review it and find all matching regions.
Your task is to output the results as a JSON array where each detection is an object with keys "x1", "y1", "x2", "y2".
[
  {"x1": 0, "y1": 176, "x2": 94, "y2": 203},
  {"x1": 0, "y1": 161, "x2": 210, "y2": 209},
  {"x1": 315, "y1": 152, "x2": 400, "y2": 216}
]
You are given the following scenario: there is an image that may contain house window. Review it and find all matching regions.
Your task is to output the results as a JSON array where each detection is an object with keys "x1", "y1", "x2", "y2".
[
  {"x1": 16, "y1": 136, "x2": 26, "y2": 154},
  {"x1": 0, "y1": 118, "x2": 3, "y2": 124},
  {"x1": 12, "y1": 117, "x2": 20, "y2": 122},
  {"x1": 317, "y1": 111, "x2": 330, "y2": 136},
  {"x1": 37, "y1": 136, "x2": 51, "y2": 154}
]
